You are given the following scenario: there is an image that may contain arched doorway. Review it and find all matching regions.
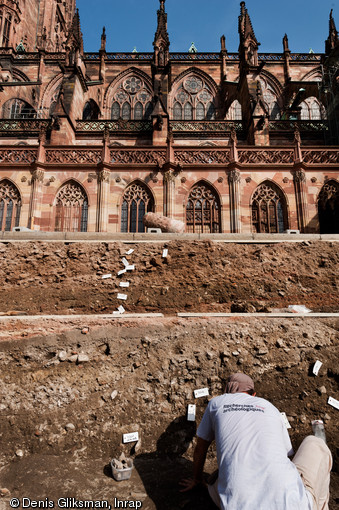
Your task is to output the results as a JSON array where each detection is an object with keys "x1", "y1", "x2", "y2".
[
  {"x1": 0, "y1": 179, "x2": 21, "y2": 231},
  {"x1": 121, "y1": 182, "x2": 154, "y2": 233},
  {"x1": 251, "y1": 181, "x2": 288, "y2": 233},
  {"x1": 186, "y1": 182, "x2": 221, "y2": 233},
  {"x1": 54, "y1": 181, "x2": 88, "y2": 232},
  {"x1": 318, "y1": 180, "x2": 339, "y2": 234}
]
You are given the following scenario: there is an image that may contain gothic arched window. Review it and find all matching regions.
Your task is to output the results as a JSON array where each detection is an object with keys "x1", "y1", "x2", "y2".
[
  {"x1": 82, "y1": 100, "x2": 100, "y2": 120},
  {"x1": 54, "y1": 181, "x2": 88, "y2": 232},
  {"x1": 251, "y1": 182, "x2": 288, "y2": 233},
  {"x1": 0, "y1": 180, "x2": 21, "y2": 231},
  {"x1": 186, "y1": 182, "x2": 221, "y2": 233},
  {"x1": 121, "y1": 182, "x2": 154, "y2": 233},
  {"x1": 318, "y1": 180, "x2": 339, "y2": 234},
  {"x1": 2, "y1": 98, "x2": 36, "y2": 119},
  {"x1": 299, "y1": 97, "x2": 326, "y2": 120},
  {"x1": 111, "y1": 75, "x2": 153, "y2": 120},
  {"x1": 2, "y1": 13, "x2": 12, "y2": 47},
  {"x1": 258, "y1": 78, "x2": 281, "y2": 120},
  {"x1": 227, "y1": 100, "x2": 242, "y2": 120},
  {"x1": 172, "y1": 75, "x2": 216, "y2": 120}
]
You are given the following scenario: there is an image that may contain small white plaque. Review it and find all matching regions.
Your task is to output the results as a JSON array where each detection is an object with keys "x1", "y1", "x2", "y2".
[
  {"x1": 194, "y1": 388, "x2": 209, "y2": 399},
  {"x1": 123, "y1": 432, "x2": 139, "y2": 443},
  {"x1": 118, "y1": 269, "x2": 127, "y2": 276},
  {"x1": 119, "y1": 282, "x2": 130, "y2": 288},
  {"x1": 126, "y1": 265, "x2": 135, "y2": 271},
  {"x1": 280, "y1": 412, "x2": 291, "y2": 429},
  {"x1": 328, "y1": 396, "x2": 339, "y2": 410},
  {"x1": 101, "y1": 274, "x2": 112, "y2": 279},
  {"x1": 162, "y1": 249, "x2": 168, "y2": 258},
  {"x1": 187, "y1": 404, "x2": 196, "y2": 422},
  {"x1": 121, "y1": 257, "x2": 129, "y2": 267},
  {"x1": 118, "y1": 305, "x2": 125, "y2": 314},
  {"x1": 125, "y1": 249, "x2": 134, "y2": 255},
  {"x1": 117, "y1": 293, "x2": 127, "y2": 300},
  {"x1": 313, "y1": 360, "x2": 323, "y2": 376}
]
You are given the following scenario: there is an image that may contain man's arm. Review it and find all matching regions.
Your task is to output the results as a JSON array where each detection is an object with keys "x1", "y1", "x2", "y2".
[{"x1": 179, "y1": 436, "x2": 212, "y2": 491}]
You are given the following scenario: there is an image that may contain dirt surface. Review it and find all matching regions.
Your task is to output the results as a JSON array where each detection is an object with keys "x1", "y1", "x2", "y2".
[
  {"x1": 0, "y1": 240, "x2": 338, "y2": 315},
  {"x1": 0, "y1": 316, "x2": 338, "y2": 509}
]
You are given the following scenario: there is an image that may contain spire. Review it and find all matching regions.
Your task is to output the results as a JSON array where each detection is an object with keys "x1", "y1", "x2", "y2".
[
  {"x1": 325, "y1": 9, "x2": 338, "y2": 54},
  {"x1": 153, "y1": 0, "x2": 170, "y2": 67},
  {"x1": 238, "y1": 2, "x2": 260, "y2": 66},
  {"x1": 66, "y1": 8, "x2": 84, "y2": 56},
  {"x1": 283, "y1": 34, "x2": 290, "y2": 53},
  {"x1": 100, "y1": 27, "x2": 106, "y2": 52}
]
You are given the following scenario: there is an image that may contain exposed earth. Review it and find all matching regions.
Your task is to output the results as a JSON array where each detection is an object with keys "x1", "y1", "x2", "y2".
[{"x1": 0, "y1": 240, "x2": 338, "y2": 509}]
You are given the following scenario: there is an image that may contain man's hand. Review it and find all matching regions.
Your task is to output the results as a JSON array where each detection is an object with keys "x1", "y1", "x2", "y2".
[{"x1": 179, "y1": 478, "x2": 205, "y2": 492}]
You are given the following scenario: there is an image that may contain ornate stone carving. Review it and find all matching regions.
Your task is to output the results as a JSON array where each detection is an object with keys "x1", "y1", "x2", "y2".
[
  {"x1": 55, "y1": 181, "x2": 87, "y2": 206},
  {"x1": 181, "y1": 177, "x2": 187, "y2": 183},
  {"x1": 282, "y1": 177, "x2": 289, "y2": 183},
  {"x1": 45, "y1": 149, "x2": 101, "y2": 164},
  {"x1": 245, "y1": 177, "x2": 252, "y2": 183},
  {"x1": 302, "y1": 150, "x2": 339, "y2": 164},
  {"x1": 110, "y1": 150, "x2": 166, "y2": 165},
  {"x1": 294, "y1": 170, "x2": 306, "y2": 183},
  {"x1": 238, "y1": 150, "x2": 294, "y2": 164},
  {"x1": 311, "y1": 177, "x2": 317, "y2": 183},
  {"x1": 170, "y1": 121, "x2": 243, "y2": 133},
  {"x1": 0, "y1": 149, "x2": 37, "y2": 164},
  {"x1": 174, "y1": 150, "x2": 230, "y2": 165},
  {"x1": 31, "y1": 169, "x2": 44, "y2": 183},
  {"x1": 21, "y1": 176, "x2": 27, "y2": 182},
  {"x1": 76, "y1": 120, "x2": 153, "y2": 132},
  {"x1": 0, "y1": 180, "x2": 21, "y2": 202},
  {"x1": 228, "y1": 169, "x2": 241, "y2": 183},
  {"x1": 98, "y1": 169, "x2": 110, "y2": 183}
]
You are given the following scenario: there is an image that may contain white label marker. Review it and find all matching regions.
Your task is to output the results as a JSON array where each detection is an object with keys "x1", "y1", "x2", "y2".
[
  {"x1": 126, "y1": 265, "x2": 135, "y2": 271},
  {"x1": 194, "y1": 388, "x2": 209, "y2": 398},
  {"x1": 313, "y1": 360, "x2": 323, "y2": 376},
  {"x1": 117, "y1": 293, "x2": 128, "y2": 300},
  {"x1": 187, "y1": 404, "x2": 196, "y2": 422},
  {"x1": 119, "y1": 281, "x2": 130, "y2": 288},
  {"x1": 123, "y1": 432, "x2": 139, "y2": 443},
  {"x1": 328, "y1": 397, "x2": 339, "y2": 410},
  {"x1": 117, "y1": 269, "x2": 127, "y2": 276},
  {"x1": 121, "y1": 257, "x2": 129, "y2": 267},
  {"x1": 125, "y1": 249, "x2": 134, "y2": 255},
  {"x1": 101, "y1": 274, "x2": 112, "y2": 279},
  {"x1": 162, "y1": 249, "x2": 168, "y2": 258}
]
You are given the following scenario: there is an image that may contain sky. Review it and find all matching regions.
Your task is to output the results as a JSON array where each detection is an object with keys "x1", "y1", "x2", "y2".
[{"x1": 76, "y1": 0, "x2": 337, "y2": 54}]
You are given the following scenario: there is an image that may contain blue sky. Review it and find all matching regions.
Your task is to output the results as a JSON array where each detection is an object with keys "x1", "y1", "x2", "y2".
[{"x1": 76, "y1": 0, "x2": 337, "y2": 54}]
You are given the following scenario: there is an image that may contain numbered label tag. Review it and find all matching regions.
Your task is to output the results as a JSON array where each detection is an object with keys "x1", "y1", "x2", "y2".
[
  {"x1": 126, "y1": 265, "x2": 135, "y2": 271},
  {"x1": 102, "y1": 274, "x2": 112, "y2": 279},
  {"x1": 194, "y1": 388, "x2": 209, "y2": 398},
  {"x1": 122, "y1": 257, "x2": 129, "y2": 267},
  {"x1": 119, "y1": 282, "x2": 130, "y2": 288},
  {"x1": 118, "y1": 269, "x2": 127, "y2": 276},
  {"x1": 162, "y1": 249, "x2": 168, "y2": 258},
  {"x1": 313, "y1": 360, "x2": 323, "y2": 376},
  {"x1": 187, "y1": 404, "x2": 196, "y2": 422},
  {"x1": 123, "y1": 432, "x2": 139, "y2": 443},
  {"x1": 328, "y1": 396, "x2": 339, "y2": 410},
  {"x1": 125, "y1": 249, "x2": 134, "y2": 255},
  {"x1": 117, "y1": 293, "x2": 127, "y2": 300}
]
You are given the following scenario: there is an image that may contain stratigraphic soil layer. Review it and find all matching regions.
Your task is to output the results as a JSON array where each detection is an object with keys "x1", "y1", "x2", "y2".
[
  {"x1": 0, "y1": 240, "x2": 338, "y2": 315},
  {"x1": 0, "y1": 317, "x2": 338, "y2": 508}
]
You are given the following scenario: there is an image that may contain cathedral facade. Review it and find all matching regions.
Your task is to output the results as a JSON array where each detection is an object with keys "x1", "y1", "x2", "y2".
[{"x1": 0, "y1": 0, "x2": 338, "y2": 234}]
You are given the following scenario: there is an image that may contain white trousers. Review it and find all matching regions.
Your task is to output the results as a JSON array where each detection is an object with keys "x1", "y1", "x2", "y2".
[{"x1": 208, "y1": 436, "x2": 333, "y2": 510}]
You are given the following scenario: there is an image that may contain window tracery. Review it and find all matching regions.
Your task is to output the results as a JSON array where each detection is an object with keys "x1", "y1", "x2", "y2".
[
  {"x1": 300, "y1": 97, "x2": 326, "y2": 120},
  {"x1": 0, "y1": 179, "x2": 21, "y2": 231},
  {"x1": 172, "y1": 75, "x2": 216, "y2": 120},
  {"x1": 258, "y1": 78, "x2": 281, "y2": 120},
  {"x1": 111, "y1": 76, "x2": 153, "y2": 120},
  {"x1": 54, "y1": 181, "x2": 88, "y2": 232},
  {"x1": 121, "y1": 182, "x2": 154, "y2": 233},
  {"x1": 2, "y1": 98, "x2": 36, "y2": 119},
  {"x1": 226, "y1": 100, "x2": 242, "y2": 120},
  {"x1": 186, "y1": 182, "x2": 221, "y2": 233},
  {"x1": 251, "y1": 182, "x2": 288, "y2": 233}
]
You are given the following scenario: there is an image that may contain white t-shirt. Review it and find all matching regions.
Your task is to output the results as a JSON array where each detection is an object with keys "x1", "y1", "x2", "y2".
[{"x1": 197, "y1": 393, "x2": 312, "y2": 510}]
